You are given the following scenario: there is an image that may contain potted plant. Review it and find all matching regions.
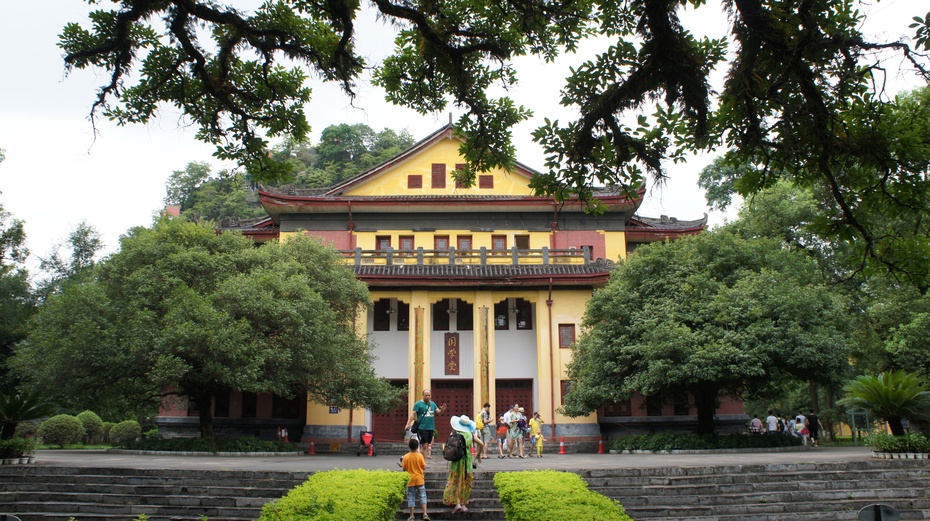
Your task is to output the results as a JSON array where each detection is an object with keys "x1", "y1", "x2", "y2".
[
  {"x1": 0, "y1": 438, "x2": 15, "y2": 464},
  {"x1": 865, "y1": 432, "x2": 901, "y2": 458},
  {"x1": 20, "y1": 437, "x2": 37, "y2": 463}
]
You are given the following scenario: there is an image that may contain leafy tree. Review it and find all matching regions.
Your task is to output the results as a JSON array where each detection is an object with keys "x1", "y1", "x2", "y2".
[
  {"x1": 0, "y1": 197, "x2": 33, "y2": 391},
  {"x1": 13, "y1": 218, "x2": 401, "y2": 437},
  {"x1": 35, "y1": 221, "x2": 104, "y2": 302},
  {"x1": 701, "y1": 87, "x2": 930, "y2": 290},
  {"x1": 838, "y1": 371, "x2": 930, "y2": 436},
  {"x1": 164, "y1": 162, "x2": 213, "y2": 208},
  {"x1": 165, "y1": 162, "x2": 266, "y2": 223},
  {"x1": 61, "y1": 2, "x2": 928, "y2": 236},
  {"x1": 562, "y1": 230, "x2": 852, "y2": 434}
]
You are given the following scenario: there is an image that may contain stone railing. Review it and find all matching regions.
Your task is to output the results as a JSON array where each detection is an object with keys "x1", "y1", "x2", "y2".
[{"x1": 339, "y1": 246, "x2": 593, "y2": 267}]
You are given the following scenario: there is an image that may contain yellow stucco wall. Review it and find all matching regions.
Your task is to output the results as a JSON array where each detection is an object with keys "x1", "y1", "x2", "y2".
[{"x1": 343, "y1": 137, "x2": 534, "y2": 197}]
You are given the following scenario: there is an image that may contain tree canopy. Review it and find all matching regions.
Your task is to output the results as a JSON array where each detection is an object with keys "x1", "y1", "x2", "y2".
[
  {"x1": 62, "y1": 1, "x2": 929, "y2": 231},
  {"x1": 0, "y1": 198, "x2": 33, "y2": 391},
  {"x1": 562, "y1": 229, "x2": 852, "y2": 434},
  {"x1": 13, "y1": 218, "x2": 401, "y2": 435}
]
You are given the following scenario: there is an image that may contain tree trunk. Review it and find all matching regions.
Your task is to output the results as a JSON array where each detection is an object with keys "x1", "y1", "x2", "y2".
[
  {"x1": 888, "y1": 416, "x2": 906, "y2": 436},
  {"x1": 195, "y1": 393, "x2": 215, "y2": 439},
  {"x1": 693, "y1": 387, "x2": 718, "y2": 435},
  {"x1": 0, "y1": 421, "x2": 16, "y2": 440},
  {"x1": 808, "y1": 380, "x2": 819, "y2": 413}
]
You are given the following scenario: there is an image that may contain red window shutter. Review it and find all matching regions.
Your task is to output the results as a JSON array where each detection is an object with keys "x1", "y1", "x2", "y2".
[
  {"x1": 455, "y1": 164, "x2": 466, "y2": 188},
  {"x1": 478, "y1": 175, "x2": 493, "y2": 189},
  {"x1": 432, "y1": 164, "x2": 446, "y2": 188},
  {"x1": 408, "y1": 175, "x2": 422, "y2": 188}
]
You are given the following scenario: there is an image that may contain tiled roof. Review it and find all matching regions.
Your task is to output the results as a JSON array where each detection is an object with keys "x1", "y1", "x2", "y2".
[{"x1": 629, "y1": 213, "x2": 708, "y2": 229}]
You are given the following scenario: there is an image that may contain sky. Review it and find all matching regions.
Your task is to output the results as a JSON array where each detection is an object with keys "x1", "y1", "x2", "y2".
[{"x1": 0, "y1": 0, "x2": 923, "y2": 270}]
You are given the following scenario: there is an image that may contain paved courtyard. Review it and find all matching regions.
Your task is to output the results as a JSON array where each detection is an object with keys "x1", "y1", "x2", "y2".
[{"x1": 32, "y1": 445, "x2": 877, "y2": 473}]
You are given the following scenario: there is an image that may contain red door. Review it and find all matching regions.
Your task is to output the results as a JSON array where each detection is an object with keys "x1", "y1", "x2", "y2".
[
  {"x1": 431, "y1": 380, "x2": 475, "y2": 434},
  {"x1": 370, "y1": 380, "x2": 410, "y2": 441},
  {"x1": 495, "y1": 379, "x2": 534, "y2": 420}
]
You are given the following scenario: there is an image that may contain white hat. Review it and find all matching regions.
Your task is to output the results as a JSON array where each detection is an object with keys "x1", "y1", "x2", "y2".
[{"x1": 450, "y1": 415, "x2": 476, "y2": 433}]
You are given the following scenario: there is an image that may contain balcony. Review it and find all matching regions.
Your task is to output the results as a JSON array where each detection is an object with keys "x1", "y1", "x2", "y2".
[{"x1": 340, "y1": 246, "x2": 593, "y2": 267}]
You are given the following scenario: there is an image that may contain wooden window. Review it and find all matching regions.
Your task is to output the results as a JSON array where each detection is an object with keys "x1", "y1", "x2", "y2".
[
  {"x1": 454, "y1": 163, "x2": 466, "y2": 189},
  {"x1": 376, "y1": 235, "x2": 391, "y2": 250},
  {"x1": 558, "y1": 324, "x2": 575, "y2": 348},
  {"x1": 515, "y1": 235, "x2": 530, "y2": 250},
  {"x1": 398, "y1": 300, "x2": 410, "y2": 331},
  {"x1": 214, "y1": 391, "x2": 230, "y2": 418},
  {"x1": 408, "y1": 175, "x2": 422, "y2": 189},
  {"x1": 478, "y1": 175, "x2": 494, "y2": 189},
  {"x1": 457, "y1": 235, "x2": 472, "y2": 251},
  {"x1": 646, "y1": 394, "x2": 663, "y2": 416},
  {"x1": 560, "y1": 380, "x2": 570, "y2": 405},
  {"x1": 494, "y1": 300, "x2": 509, "y2": 330},
  {"x1": 373, "y1": 299, "x2": 391, "y2": 331},
  {"x1": 492, "y1": 235, "x2": 507, "y2": 251},
  {"x1": 515, "y1": 299, "x2": 533, "y2": 330},
  {"x1": 435, "y1": 235, "x2": 450, "y2": 251},
  {"x1": 432, "y1": 299, "x2": 450, "y2": 331},
  {"x1": 241, "y1": 393, "x2": 257, "y2": 418},
  {"x1": 604, "y1": 400, "x2": 632, "y2": 417},
  {"x1": 674, "y1": 397, "x2": 691, "y2": 416},
  {"x1": 455, "y1": 298, "x2": 473, "y2": 331},
  {"x1": 272, "y1": 394, "x2": 300, "y2": 419},
  {"x1": 431, "y1": 163, "x2": 446, "y2": 189},
  {"x1": 399, "y1": 236, "x2": 415, "y2": 250}
]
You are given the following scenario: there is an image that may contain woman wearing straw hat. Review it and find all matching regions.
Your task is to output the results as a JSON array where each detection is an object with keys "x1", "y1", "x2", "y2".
[{"x1": 443, "y1": 415, "x2": 485, "y2": 514}]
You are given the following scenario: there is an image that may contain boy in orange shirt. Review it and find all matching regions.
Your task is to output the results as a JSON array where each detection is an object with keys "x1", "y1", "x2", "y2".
[{"x1": 401, "y1": 437, "x2": 429, "y2": 521}]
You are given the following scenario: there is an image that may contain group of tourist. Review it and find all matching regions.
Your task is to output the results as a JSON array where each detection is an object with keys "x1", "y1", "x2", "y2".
[
  {"x1": 491, "y1": 403, "x2": 546, "y2": 459},
  {"x1": 400, "y1": 389, "x2": 549, "y2": 519},
  {"x1": 749, "y1": 409, "x2": 825, "y2": 447}
]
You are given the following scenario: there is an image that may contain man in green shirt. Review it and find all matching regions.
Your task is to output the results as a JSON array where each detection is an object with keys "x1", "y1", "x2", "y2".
[{"x1": 405, "y1": 389, "x2": 447, "y2": 459}]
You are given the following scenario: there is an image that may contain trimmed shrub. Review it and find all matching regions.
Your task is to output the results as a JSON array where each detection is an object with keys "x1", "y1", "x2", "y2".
[
  {"x1": 76, "y1": 411, "x2": 105, "y2": 443},
  {"x1": 38, "y1": 414, "x2": 86, "y2": 447},
  {"x1": 102, "y1": 422, "x2": 115, "y2": 443},
  {"x1": 257, "y1": 469, "x2": 407, "y2": 521},
  {"x1": 496, "y1": 470, "x2": 633, "y2": 521},
  {"x1": 109, "y1": 420, "x2": 142, "y2": 447},
  {"x1": 14, "y1": 421, "x2": 39, "y2": 439}
]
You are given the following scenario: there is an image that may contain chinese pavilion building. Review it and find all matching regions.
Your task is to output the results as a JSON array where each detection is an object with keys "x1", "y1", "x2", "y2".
[{"x1": 157, "y1": 125, "x2": 747, "y2": 447}]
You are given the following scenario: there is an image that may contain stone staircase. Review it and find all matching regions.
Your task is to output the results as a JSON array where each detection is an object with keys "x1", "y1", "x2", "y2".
[
  {"x1": 2, "y1": 459, "x2": 930, "y2": 520},
  {"x1": 0, "y1": 466, "x2": 308, "y2": 521},
  {"x1": 583, "y1": 459, "x2": 930, "y2": 520}
]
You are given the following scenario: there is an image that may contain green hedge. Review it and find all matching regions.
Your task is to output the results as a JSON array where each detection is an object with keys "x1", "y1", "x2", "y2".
[
  {"x1": 495, "y1": 470, "x2": 632, "y2": 521},
  {"x1": 867, "y1": 432, "x2": 930, "y2": 453},
  {"x1": 611, "y1": 432, "x2": 802, "y2": 452},
  {"x1": 257, "y1": 469, "x2": 408, "y2": 521},
  {"x1": 126, "y1": 436, "x2": 300, "y2": 453}
]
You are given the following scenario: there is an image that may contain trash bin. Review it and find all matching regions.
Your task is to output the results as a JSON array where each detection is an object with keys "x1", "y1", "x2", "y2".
[{"x1": 858, "y1": 504, "x2": 901, "y2": 521}]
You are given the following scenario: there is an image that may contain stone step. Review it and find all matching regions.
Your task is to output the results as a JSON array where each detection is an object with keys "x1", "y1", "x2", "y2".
[{"x1": 627, "y1": 497, "x2": 930, "y2": 519}]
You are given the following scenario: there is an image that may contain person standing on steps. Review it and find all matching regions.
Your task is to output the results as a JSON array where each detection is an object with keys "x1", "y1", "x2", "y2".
[
  {"x1": 401, "y1": 437, "x2": 430, "y2": 521},
  {"x1": 496, "y1": 416, "x2": 508, "y2": 458},
  {"x1": 405, "y1": 389, "x2": 446, "y2": 460},
  {"x1": 443, "y1": 415, "x2": 485, "y2": 515},
  {"x1": 528, "y1": 411, "x2": 545, "y2": 457},
  {"x1": 478, "y1": 403, "x2": 493, "y2": 459}
]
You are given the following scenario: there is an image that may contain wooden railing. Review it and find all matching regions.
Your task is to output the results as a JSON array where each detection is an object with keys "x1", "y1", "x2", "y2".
[{"x1": 340, "y1": 246, "x2": 593, "y2": 266}]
